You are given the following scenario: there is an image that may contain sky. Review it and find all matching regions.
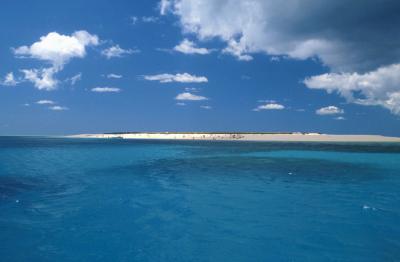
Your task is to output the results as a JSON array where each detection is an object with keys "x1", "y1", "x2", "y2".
[{"x1": 1, "y1": 0, "x2": 400, "y2": 136}]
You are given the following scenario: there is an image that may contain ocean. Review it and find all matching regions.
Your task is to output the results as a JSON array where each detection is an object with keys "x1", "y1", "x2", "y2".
[{"x1": 0, "y1": 137, "x2": 399, "y2": 261}]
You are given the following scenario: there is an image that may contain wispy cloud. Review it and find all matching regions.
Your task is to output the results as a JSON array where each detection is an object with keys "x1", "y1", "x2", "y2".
[
  {"x1": 130, "y1": 16, "x2": 139, "y2": 24},
  {"x1": 184, "y1": 87, "x2": 200, "y2": 92},
  {"x1": 91, "y1": 87, "x2": 121, "y2": 93},
  {"x1": 254, "y1": 103, "x2": 285, "y2": 111},
  {"x1": 335, "y1": 116, "x2": 346, "y2": 120},
  {"x1": 130, "y1": 16, "x2": 160, "y2": 24},
  {"x1": 144, "y1": 73, "x2": 208, "y2": 83},
  {"x1": 36, "y1": 100, "x2": 55, "y2": 105},
  {"x1": 200, "y1": 105, "x2": 212, "y2": 109},
  {"x1": 66, "y1": 73, "x2": 82, "y2": 85},
  {"x1": 316, "y1": 106, "x2": 344, "y2": 115},
  {"x1": 1, "y1": 72, "x2": 19, "y2": 86},
  {"x1": 101, "y1": 45, "x2": 139, "y2": 59},
  {"x1": 106, "y1": 73, "x2": 123, "y2": 79},
  {"x1": 36, "y1": 99, "x2": 69, "y2": 110},
  {"x1": 21, "y1": 68, "x2": 58, "y2": 90},
  {"x1": 175, "y1": 92, "x2": 208, "y2": 101},
  {"x1": 49, "y1": 106, "x2": 68, "y2": 111},
  {"x1": 142, "y1": 16, "x2": 159, "y2": 23},
  {"x1": 222, "y1": 39, "x2": 253, "y2": 61},
  {"x1": 173, "y1": 39, "x2": 212, "y2": 55},
  {"x1": 159, "y1": 0, "x2": 172, "y2": 15}
]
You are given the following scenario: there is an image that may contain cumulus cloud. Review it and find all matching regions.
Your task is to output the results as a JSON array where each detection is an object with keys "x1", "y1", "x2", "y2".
[
  {"x1": 222, "y1": 39, "x2": 253, "y2": 61},
  {"x1": 305, "y1": 64, "x2": 400, "y2": 115},
  {"x1": 91, "y1": 87, "x2": 121, "y2": 93},
  {"x1": 161, "y1": 0, "x2": 400, "y2": 114},
  {"x1": 144, "y1": 73, "x2": 208, "y2": 83},
  {"x1": 161, "y1": 0, "x2": 400, "y2": 72},
  {"x1": 14, "y1": 31, "x2": 98, "y2": 67},
  {"x1": 175, "y1": 92, "x2": 208, "y2": 100},
  {"x1": 102, "y1": 45, "x2": 138, "y2": 59},
  {"x1": 36, "y1": 100, "x2": 55, "y2": 105},
  {"x1": 316, "y1": 106, "x2": 344, "y2": 115},
  {"x1": 174, "y1": 39, "x2": 211, "y2": 55},
  {"x1": 49, "y1": 106, "x2": 68, "y2": 111},
  {"x1": 254, "y1": 103, "x2": 285, "y2": 111},
  {"x1": 14, "y1": 31, "x2": 98, "y2": 90},
  {"x1": 107, "y1": 73, "x2": 123, "y2": 79},
  {"x1": 1, "y1": 72, "x2": 18, "y2": 86},
  {"x1": 21, "y1": 68, "x2": 58, "y2": 90}
]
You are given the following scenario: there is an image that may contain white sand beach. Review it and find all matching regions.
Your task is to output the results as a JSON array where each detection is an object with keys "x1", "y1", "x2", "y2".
[{"x1": 69, "y1": 132, "x2": 400, "y2": 142}]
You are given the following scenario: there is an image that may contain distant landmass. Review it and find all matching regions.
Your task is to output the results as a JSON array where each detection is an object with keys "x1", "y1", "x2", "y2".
[{"x1": 69, "y1": 132, "x2": 400, "y2": 142}]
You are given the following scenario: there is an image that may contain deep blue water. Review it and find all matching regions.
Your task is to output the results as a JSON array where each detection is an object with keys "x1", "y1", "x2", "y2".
[{"x1": 1, "y1": 137, "x2": 400, "y2": 261}]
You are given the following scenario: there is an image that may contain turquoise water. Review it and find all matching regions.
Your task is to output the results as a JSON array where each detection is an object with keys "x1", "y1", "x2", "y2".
[{"x1": 1, "y1": 137, "x2": 400, "y2": 261}]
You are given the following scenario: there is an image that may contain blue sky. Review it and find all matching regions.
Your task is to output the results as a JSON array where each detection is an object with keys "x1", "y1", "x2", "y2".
[{"x1": 1, "y1": 0, "x2": 400, "y2": 136}]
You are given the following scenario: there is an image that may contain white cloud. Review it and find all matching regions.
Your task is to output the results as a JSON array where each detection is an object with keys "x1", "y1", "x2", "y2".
[
  {"x1": 200, "y1": 105, "x2": 212, "y2": 109},
  {"x1": 49, "y1": 106, "x2": 68, "y2": 111},
  {"x1": 175, "y1": 92, "x2": 208, "y2": 101},
  {"x1": 21, "y1": 68, "x2": 58, "y2": 90},
  {"x1": 161, "y1": 0, "x2": 400, "y2": 72},
  {"x1": 254, "y1": 103, "x2": 285, "y2": 111},
  {"x1": 257, "y1": 99, "x2": 276, "y2": 103},
  {"x1": 159, "y1": 0, "x2": 172, "y2": 15},
  {"x1": 91, "y1": 87, "x2": 121, "y2": 93},
  {"x1": 36, "y1": 100, "x2": 55, "y2": 105},
  {"x1": 101, "y1": 45, "x2": 138, "y2": 59},
  {"x1": 305, "y1": 64, "x2": 400, "y2": 115},
  {"x1": 335, "y1": 116, "x2": 346, "y2": 120},
  {"x1": 130, "y1": 16, "x2": 160, "y2": 24},
  {"x1": 222, "y1": 39, "x2": 253, "y2": 61},
  {"x1": 270, "y1": 56, "x2": 280, "y2": 62},
  {"x1": 316, "y1": 106, "x2": 344, "y2": 115},
  {"x1": 184, "y1": 87, "x2": 199, "y2": 92},
  {"x1": 1, "y1": 72, "x2": 18, "y2": 86},
  {"x1": 14, "y1": 31, "x2": 98, "y2": 67},
  {"x1": 67, "y1": 73, "x2": 82, "y2": 85},
  {"x1": 144, "y1": 73, "x2": 208, "y2": 83},
  {"x1": 161, "y1": 0, "x2": 400, "y2": 113},
  {"x1": 130, "y1": 16, "x2": 138, "y2": 24},
  {"x1": 14, "y1": 31, "x2": 98, "y2": 90},
  {"x1": 142, "y1": 16, "x2": 159, "y2": 23},
  {"x1": 174, "y1": 39, "x2": 211, "y2": 55},
  {"x1": 176, "y1": 102, "x2": 186, "y2": 106},
  {"x1": 107, "y1": 73, "x2": 123, "y2": 79}
]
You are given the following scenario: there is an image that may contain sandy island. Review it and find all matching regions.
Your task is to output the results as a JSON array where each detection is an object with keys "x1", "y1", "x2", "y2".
[{"x1": 68, "y1": 132, "x2": 400, "y2": 142}]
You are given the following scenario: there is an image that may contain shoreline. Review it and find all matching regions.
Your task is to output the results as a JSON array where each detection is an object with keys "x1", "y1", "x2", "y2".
[{"x1": 67, "y1": 132, "x2": 400, "y2": 143}]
